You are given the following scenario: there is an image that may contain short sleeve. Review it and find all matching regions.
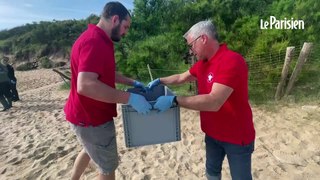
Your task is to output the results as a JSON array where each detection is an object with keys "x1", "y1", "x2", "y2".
[
  {"x1": 189, "y1": 61, "x2": 201, "y2": 78},
  {"x1": 215, "y1": 54, "x2": 247, "y2": 89},
  {"x1": 78, "y1": 38, "x2": 106, "y2": 75}
]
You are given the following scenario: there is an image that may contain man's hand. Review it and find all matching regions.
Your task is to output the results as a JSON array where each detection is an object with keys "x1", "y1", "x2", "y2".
[
  {"x1": 128, "y1": 93, "x2": 152, "y2": 115},
  {"x1": 147, "y1": 78, "x2": 161, "y2": 90},
  {"x1": 153, "y1": 96, "x2": 175, "y2": 112}
]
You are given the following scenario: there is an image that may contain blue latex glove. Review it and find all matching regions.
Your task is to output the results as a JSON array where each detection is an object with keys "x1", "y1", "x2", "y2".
[
  {"x1": 153, "y1": 96, "x2": 175, "y2": 113},
  {"x1": 147, "y1": 78, "x2": 161, "y2": 90},
  {"x1": 128, "y1": 93, "x2": 152, "y2": 115},
  {"x1": 133, "y1": 80, "x2": 147, "y2": 91},
  {"x1": 133, "y1": 80, "x2": 145, "y2": 88}
]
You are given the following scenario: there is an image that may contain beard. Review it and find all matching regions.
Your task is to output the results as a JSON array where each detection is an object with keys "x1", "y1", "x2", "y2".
[{"x1": 111, "y1": 24, "x2": 121, "y2": 42}]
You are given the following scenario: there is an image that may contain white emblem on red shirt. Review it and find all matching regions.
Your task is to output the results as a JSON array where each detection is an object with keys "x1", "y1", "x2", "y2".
[{"x1": 207, "y1": 72, "x2": 214, "y2": 83}]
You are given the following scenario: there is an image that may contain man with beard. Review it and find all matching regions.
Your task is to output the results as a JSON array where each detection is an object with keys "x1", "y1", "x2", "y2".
[{"x1": 64, "y1": 2, "x2": 152, "y2": 180}]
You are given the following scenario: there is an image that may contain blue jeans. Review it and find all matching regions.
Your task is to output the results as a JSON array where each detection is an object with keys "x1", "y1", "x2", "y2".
[{"x1": 205, "y1": 135, "x2": 254, "y2": 180}]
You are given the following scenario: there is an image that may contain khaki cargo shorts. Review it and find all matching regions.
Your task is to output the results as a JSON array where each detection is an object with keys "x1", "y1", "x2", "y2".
[{"x1": 70, "y1": 120, "x2": 118, "y2": 175}]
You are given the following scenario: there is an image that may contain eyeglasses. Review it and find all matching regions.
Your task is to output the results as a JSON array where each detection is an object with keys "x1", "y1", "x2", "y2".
[{"x1": 187, "y1": 35, "x2": 201, "y2": 49}]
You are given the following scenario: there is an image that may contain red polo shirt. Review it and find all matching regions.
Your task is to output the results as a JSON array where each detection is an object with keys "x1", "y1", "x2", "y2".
[
  {"x1": 64, "y1": 24, "x2": 117, "y2": 127},
  {"x1": 189, "y1": 44, "x2": 255, "y2": 145}
]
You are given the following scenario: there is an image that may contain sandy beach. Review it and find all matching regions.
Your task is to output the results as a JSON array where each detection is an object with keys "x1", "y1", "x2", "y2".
[{"x1": 0, "y1": 68, "x2": 319, "y2": 180}]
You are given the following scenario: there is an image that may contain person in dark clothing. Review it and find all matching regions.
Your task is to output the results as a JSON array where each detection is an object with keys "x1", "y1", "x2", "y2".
[
  {"x1": 3, "y1": 58, "x2": 19, "y2": 101},
  {"x1": 0, "y1": 58, "x2": 12, "y2": 111}
]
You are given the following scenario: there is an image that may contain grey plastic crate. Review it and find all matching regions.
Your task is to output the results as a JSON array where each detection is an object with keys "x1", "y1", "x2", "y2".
[{"x1": 122, "y1": 85, "x2": 181, "y2": 148}]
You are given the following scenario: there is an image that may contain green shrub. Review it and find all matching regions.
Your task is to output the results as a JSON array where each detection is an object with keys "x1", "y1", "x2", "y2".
[
  {"x1": 39, "y1": 56, "x2": 53, "y2": 68},
  {"x1": 60, "y1": 81, "x2": 70, "y2": 90},
  {"x1": 54, "y1": 61, "x2": 67, "y2": 67},
  {"x1": 16, "y1": 62, "x2": 38, "y2": 71}
]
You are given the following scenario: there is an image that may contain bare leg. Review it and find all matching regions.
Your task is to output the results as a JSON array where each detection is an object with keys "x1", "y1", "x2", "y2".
[
  {"x1": 98, "y1": 171, "x2": 115, "y2": 180},
  {"x1": 71, "y1": 149, "x2": 90, "y2": 180}
]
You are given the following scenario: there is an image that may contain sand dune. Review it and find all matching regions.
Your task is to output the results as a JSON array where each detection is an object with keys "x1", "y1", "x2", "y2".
[{"x1": 0, "y1": 69, "x2": 319, "y2": 180}]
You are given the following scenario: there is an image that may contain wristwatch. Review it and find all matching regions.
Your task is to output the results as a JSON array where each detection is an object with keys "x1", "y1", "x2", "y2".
[{"x1": 173, "y1": 96, "x2": 179, "y2": 106}]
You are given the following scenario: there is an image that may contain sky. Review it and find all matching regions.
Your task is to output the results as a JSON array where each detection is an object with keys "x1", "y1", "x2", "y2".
[{"x1": 0, "y1": 0, "x2": 134, "y2": 31}]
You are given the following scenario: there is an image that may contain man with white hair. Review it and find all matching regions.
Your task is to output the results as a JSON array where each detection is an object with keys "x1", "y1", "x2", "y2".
[{"x1": 148, "y1": 20, "x2": 255, "y2": 180}]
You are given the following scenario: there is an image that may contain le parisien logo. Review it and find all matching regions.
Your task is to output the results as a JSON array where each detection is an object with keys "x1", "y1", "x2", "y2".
[{"x1": 260, "y1": 16, "x2": 304, "y2": 30}]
